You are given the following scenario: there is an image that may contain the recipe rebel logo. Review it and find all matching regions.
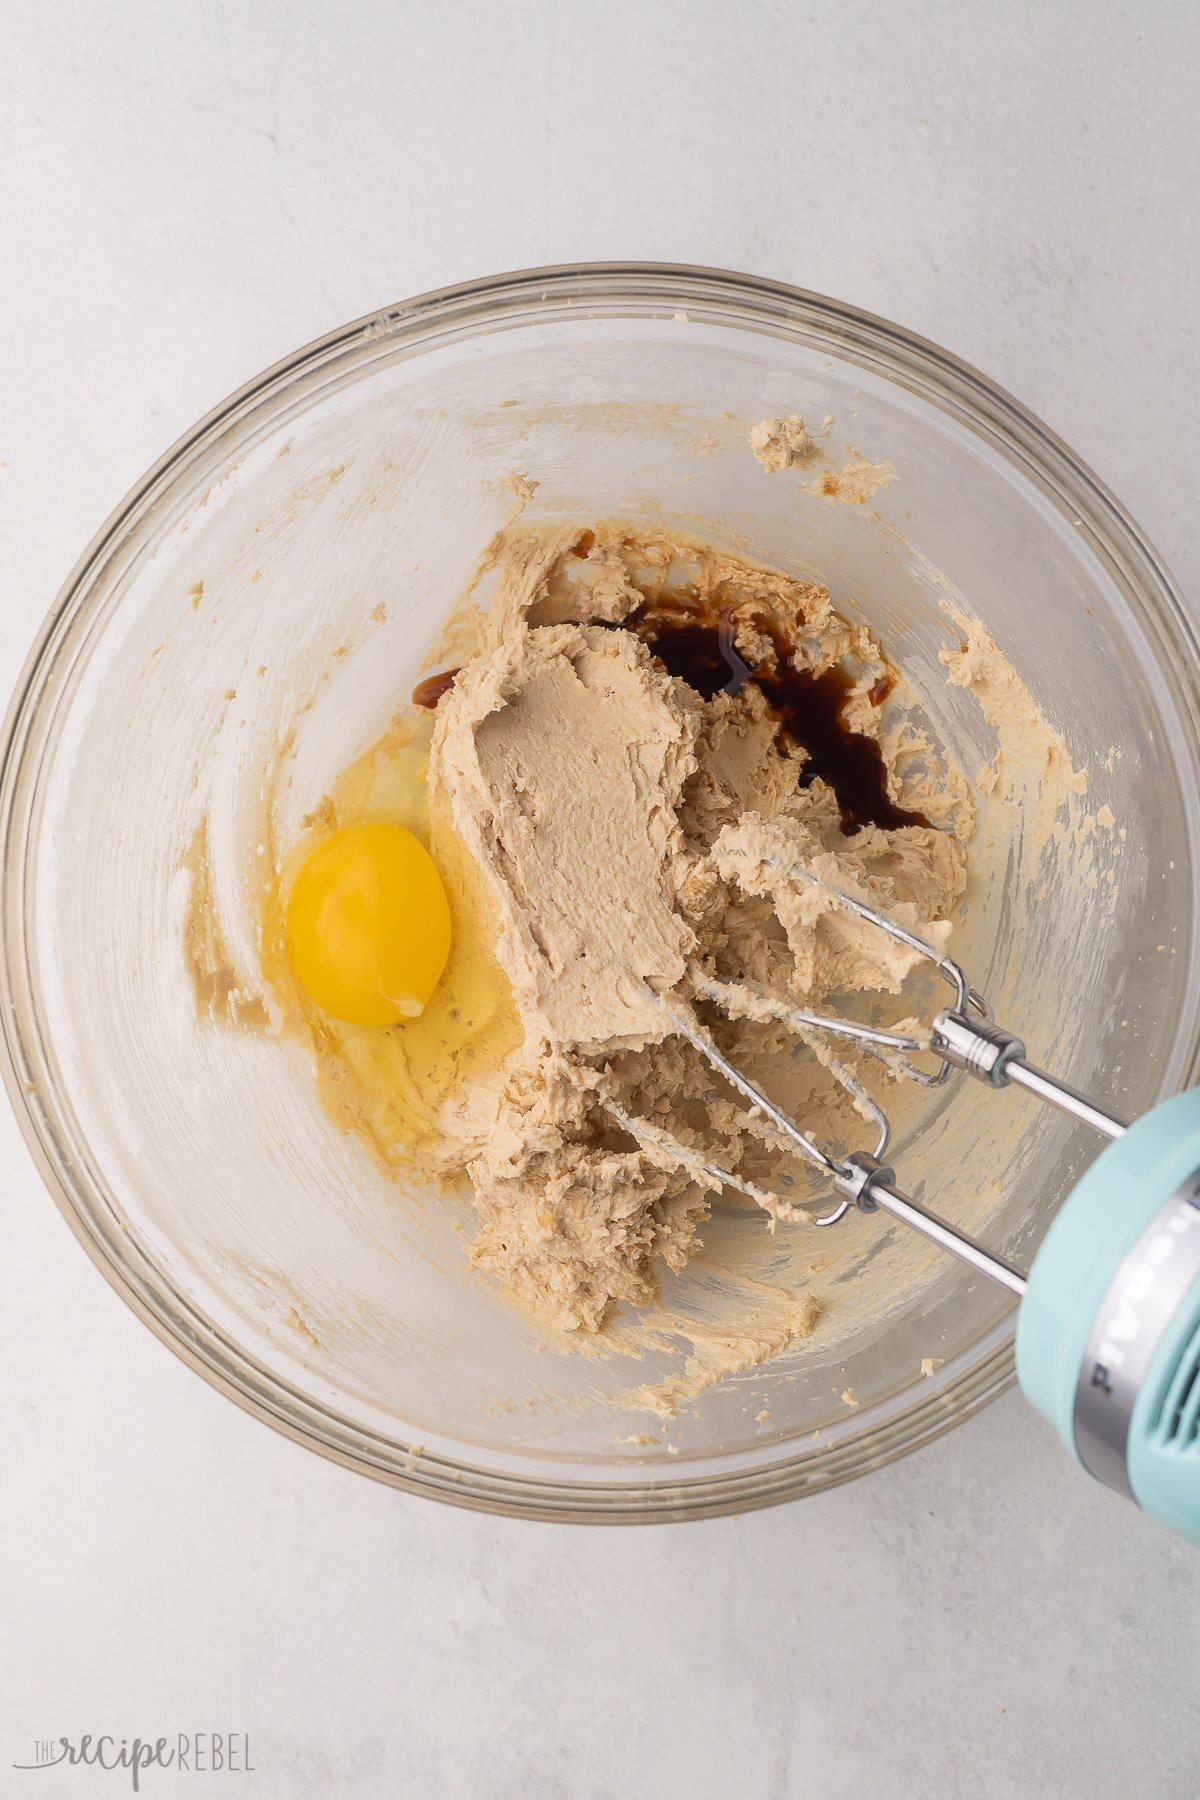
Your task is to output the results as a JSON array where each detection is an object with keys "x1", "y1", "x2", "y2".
[{"x1": 13, "y1": 1734, "x2": 255, "y2": 1791}]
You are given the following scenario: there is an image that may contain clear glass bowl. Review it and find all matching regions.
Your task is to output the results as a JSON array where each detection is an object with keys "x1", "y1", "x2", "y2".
[{"x1": 4, "y1": 265, "x2": 1200, "y2": 1521}]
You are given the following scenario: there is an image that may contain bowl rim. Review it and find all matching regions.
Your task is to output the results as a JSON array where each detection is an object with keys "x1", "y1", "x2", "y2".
[{"x1": 4, "y1": 260, "x2": 1199, "y2": 1522}]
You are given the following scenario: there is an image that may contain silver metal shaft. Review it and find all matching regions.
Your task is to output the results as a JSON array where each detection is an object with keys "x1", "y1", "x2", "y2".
[
  {"x1": 1005, "y1": 1057, "x2": 1127, "y2": 1141},
  {"x1": 866, "y1": 1179, "x2": 1028, "y2": 1297},
  {"x1": 933, "y1": 1011, "x2": 1129, "y2": 1139}
]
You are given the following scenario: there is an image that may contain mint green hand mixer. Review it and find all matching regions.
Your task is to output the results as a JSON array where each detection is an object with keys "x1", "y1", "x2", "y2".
[{"x1": 635, "y1": 855, "x2": 1200, "y2": 1547}]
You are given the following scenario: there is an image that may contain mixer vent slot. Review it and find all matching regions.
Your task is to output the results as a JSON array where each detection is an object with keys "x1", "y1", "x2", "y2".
[{"x1": 1158, "y1": 1320, "x2": 1200, "y2": 1451}]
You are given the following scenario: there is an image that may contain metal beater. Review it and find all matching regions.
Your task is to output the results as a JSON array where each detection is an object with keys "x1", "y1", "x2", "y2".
[{"x1": 623, "y1": 852, "x2": 1200, "y2": 1547}]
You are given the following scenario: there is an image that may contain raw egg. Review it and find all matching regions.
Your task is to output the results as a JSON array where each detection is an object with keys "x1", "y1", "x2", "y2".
[{"x1": 285, "y1": 822, "x2": 452, "y2": 1027}]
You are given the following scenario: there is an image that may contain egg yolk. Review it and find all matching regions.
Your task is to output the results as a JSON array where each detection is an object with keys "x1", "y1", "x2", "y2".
[{"x1": 285, "y1": 822, "x2": 452, "y2": 1027}]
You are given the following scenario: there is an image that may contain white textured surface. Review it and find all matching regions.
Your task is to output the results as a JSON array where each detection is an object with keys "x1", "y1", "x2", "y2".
[{"x1": 2, "y1": 2, "x2": 1199, "y2": 1795}]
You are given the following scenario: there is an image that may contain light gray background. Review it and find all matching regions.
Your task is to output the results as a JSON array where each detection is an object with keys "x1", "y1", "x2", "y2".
[{"x1": 3, "y1": 3, "x2": 1199, "y2": 1796}]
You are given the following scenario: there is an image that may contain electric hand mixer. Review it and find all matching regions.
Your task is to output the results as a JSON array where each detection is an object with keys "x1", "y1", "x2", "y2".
[{"x1": 630, "y1": 852, "x2": 1200, "y2": 1548}]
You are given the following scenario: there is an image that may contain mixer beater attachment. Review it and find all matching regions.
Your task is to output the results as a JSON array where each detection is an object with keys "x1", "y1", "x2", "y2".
[
  {"x1": 613, "y1": 852, "x2": 1200, "y2": 1546},
  {"x1": 620, "y1": 851, "x2": 1126, "y2": 1296}
]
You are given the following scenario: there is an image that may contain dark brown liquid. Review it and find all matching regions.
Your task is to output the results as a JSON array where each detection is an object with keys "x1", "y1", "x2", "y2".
[
  {"x1": 412, "y1": 666, "x2": 460, "y2": 710},
  {"x1": 410, "y1": 589, "x2": 928, "y2": 835},
  {"x1": 621, "y1": 592, "x2": 929, "y2": 835}
]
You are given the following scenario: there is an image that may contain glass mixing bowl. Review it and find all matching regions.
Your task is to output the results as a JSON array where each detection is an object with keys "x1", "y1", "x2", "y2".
[{"x1": 4, "y1": 265, "x2": 1200, "y2": 1521}]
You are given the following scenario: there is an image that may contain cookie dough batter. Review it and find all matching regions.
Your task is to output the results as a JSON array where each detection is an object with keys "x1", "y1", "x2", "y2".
[
  {"x1": 184, "y1": 486, "x2": 1101, "y2": 1405},
  {"x1": 422, "y1": 526, "x2": 970, "y2": 1331}
]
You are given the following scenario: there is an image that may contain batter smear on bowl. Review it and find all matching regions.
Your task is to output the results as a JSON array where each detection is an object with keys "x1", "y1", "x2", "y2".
[{"x1": 402, "y1": 524, "x2": 971, "y2": 1332}]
